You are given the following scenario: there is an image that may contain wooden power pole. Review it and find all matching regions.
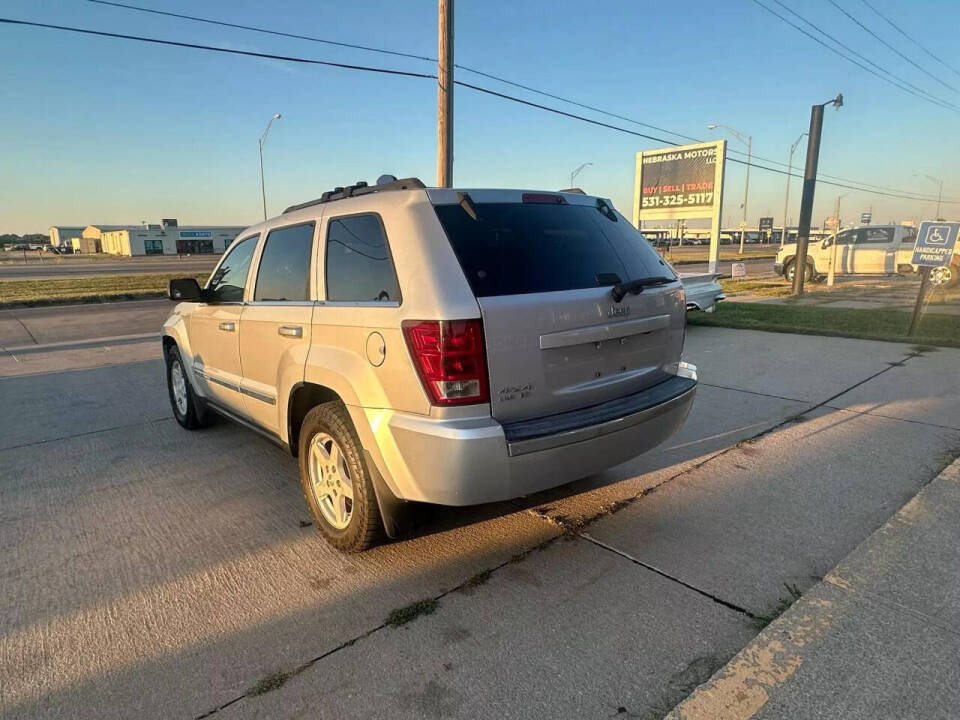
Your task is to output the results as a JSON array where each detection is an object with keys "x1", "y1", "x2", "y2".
[{"x1": 437, "y1": 0, "x2": 454, "y2": 187}]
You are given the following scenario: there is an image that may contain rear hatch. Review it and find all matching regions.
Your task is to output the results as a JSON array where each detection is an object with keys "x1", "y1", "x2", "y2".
[{"x1": 430, "y1": 189, "x2": 686, "y2": 424}]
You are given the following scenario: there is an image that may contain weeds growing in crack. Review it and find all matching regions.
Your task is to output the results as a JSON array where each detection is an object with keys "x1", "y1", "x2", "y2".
[
  {"x1": 753, "y1": 583, "x2": 803, "y2": 629},
  {"x1": 909, "y1": 345, "x2": 937, "y2": 355},
  {"x1": 459, "y1": 569, "x2": 492, "y2": 592},
  {"x1": 248, "y1": 669, "x2": 292, "y2": 696},
  {"x1": 385, "y1": 598, "x2": 439, "y2": 628}
]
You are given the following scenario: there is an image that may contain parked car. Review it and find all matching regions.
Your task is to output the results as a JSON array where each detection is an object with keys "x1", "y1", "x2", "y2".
[
  {"x1": 679, "y1": 272, "x2": 724, "y2": 312},
  {"x1": 162, "y1": 177, "x2": 698, "y2": 551},
  {"x1": 775, "y1": 224, "x2": 959, "y2": 286}
]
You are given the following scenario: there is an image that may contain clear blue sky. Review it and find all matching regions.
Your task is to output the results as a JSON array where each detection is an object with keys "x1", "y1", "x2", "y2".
[{"x1": 2, "y1": 0, "x2": 958, "y2": 234}]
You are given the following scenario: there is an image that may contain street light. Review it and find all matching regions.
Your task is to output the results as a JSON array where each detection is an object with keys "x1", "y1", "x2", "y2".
[
  {"x1": 792, "y1": 93, "x2": 843, "y2": 296},
  {"x1": 914, "y1": 173, "x2": 944, "y2": 220},
  {"x1": 569, "y1": 162, "x2": 593, "y2": 188},
  {"x1": 708, "y1": 123, "x2": 752, "y2": 254},
  {"x1": 781, "y1": 132, "x2": 808, "y2": 248},
  {"x1": 259, "y1": 113, "x2": 282, "y2": 220}
]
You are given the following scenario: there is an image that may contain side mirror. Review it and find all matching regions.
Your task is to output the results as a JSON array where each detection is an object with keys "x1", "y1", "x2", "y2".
[
  {"x1": 168, "y1": 277, "x2": 203, "y2": 302},
  {"x1": 822, "y1": 238, "x2": 833, "y2": 249}
]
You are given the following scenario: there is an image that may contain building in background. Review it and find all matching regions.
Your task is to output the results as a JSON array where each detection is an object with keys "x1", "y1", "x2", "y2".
[
  {"x1": 48, "y1": 226, "x2": 86, "y2": 248},
  {"x1": 97, "y1": 219, "x2": 246, "y2": 256}
]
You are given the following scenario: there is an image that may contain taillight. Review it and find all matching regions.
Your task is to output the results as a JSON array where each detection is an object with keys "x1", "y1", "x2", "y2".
[{"x1": 402, "y1": 319, "x2": 490, "y2": 406}]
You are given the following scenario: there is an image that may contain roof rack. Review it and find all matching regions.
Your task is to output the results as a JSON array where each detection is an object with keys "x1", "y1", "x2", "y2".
[{"x1": 283, "y1": 176, "x2": 426, "y2": 214}]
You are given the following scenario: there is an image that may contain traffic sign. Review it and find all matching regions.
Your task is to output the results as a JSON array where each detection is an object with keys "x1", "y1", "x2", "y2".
[
  {"x1": 860, "y1": 212, "x2": 872, "y2": 224},
  {"x1": 758, "y1": 217, "x2": 773, "y2": 240},
  {"x1": 911, "y1": 221, "x2": 959, "y2": 267}
]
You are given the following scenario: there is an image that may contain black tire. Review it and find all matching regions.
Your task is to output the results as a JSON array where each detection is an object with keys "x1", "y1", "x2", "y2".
[
  {"x1": 165, "y1": 344, "x2": 215, "y2": 429},
  {"x1": 298, "y1": 402, "x2": 383, "y2": 552},
  {"x1": 784, "y1": 260, "x2": 812, "y2": 284}
]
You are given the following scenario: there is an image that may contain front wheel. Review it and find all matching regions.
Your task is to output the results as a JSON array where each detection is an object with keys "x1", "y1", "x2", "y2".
[
  {"x1": 298, "y1": 402, "x2": 383, "y2": 552},
  {"x1": 784, "y1": 260, "x2": 812, "y2": 284},
  {"x1": 165, "y1": 344, "x2": 215, "y2": 429}
]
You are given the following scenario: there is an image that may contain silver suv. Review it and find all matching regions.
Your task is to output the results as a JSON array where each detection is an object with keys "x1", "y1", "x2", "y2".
[{"x1": 163, "y1": 177, "x2": 697, "y2": 551}]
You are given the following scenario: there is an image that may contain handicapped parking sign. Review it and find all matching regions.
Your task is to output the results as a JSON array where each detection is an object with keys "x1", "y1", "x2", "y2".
[{"x1": 912, "y1": 221, "x2": 959, "y2": 267}]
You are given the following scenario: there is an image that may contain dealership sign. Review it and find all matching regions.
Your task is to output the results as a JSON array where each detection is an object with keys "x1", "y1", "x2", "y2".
[
  {"x1": 179, "y1": 230, "x2": 213, "y2": 239},
  {"x1": 634, "y1": 140, "x2": 726, "y2": 272},
  {"x1": 633, "y1": 140, "x2": 726, "y2": 223}
]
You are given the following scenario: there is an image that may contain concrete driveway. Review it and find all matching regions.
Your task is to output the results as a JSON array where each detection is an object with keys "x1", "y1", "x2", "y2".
[{"x1": 1, "y1": 319, "x2": 958, "y2": 719}]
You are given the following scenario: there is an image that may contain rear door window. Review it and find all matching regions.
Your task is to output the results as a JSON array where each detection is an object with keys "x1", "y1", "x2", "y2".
[
  {"x1": 434, "y1": 201, "x2": 670, "y2": 297},
  {"x1": 325, "y1": 214, "x2": 401, "y2": 303},
  {"x1": 253, "y1": 223, "x2": 315, "y2": 302}
]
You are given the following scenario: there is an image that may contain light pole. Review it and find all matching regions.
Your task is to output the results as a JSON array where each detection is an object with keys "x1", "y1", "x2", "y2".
[
  {"x1": 259, "y1": 113, "x2": 282, "y2": 220},
  {"x1": 708, "y1": 123, "x2": 752, "y2": 254},
  {"x1": 793, "y1": 93, "x2": 843, "y2": 297},
  {"x1": 781, "y1": 132, "x2": 808, "y2": 248},
  {"x1": 914, "y1": 173, "x2": 944, "y2": 220},
  {"x1": 569, "y1": 162, "x2": 593, "y2": 188},
  {"x1": 826, "y1": 191, "x2": 851, "y2": 287}
]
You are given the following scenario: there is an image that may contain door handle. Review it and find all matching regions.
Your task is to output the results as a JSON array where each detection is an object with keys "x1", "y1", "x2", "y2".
[
  {"x1": 278, "y1": 326, "x2": 303, "y2": 338},
  {"x1": 218, "y1": 322, "x2": 236, "y2": 332}
]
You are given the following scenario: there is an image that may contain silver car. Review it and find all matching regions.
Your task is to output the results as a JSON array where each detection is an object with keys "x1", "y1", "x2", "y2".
[{"x1": 162, "y1": 177, "x2": 697, "y2": 551}]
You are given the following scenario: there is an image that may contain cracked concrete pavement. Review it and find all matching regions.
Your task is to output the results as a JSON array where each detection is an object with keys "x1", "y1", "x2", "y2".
[{"x1": 2, "y1": 304, "x2": 959, "y2": 719}]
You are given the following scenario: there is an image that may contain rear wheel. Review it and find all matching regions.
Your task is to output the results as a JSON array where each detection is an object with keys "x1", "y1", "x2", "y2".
[{"x1": 298, "y1": 402, "x2": 382, "y2": 552}]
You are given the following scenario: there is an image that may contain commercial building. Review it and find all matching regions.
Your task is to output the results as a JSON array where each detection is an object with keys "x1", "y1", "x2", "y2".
[
  {"x1": 48, "y1": 226, "x2": 86, "y2": 248},
  {"x1": 97, "y1": 220, "x2": 246, "y2": 256}
]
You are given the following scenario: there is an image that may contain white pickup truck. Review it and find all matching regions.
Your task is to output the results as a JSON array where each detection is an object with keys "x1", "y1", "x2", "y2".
[{"x1": 775, "y1": 224, "x2": 960, "y2": 286}]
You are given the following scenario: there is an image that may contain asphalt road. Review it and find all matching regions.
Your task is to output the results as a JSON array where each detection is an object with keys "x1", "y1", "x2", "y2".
[
  {"x1": 1, "y1": 311, "x2": 958, "y2": 719},
  {"x1": 0, "y1": 256, "x2": 218, "y2": 280}
]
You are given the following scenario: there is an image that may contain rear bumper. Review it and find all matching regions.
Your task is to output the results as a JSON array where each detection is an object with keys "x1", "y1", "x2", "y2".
[{"x1": 360, "y1": 370, "x2": 697, "y2": 506}]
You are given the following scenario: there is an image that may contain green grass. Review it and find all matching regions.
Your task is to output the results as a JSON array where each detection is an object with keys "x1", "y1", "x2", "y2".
[
  {"x1": 0, "y1": 273, "x2": 207, "y2": 308},
  {"x1": 720, "y1": 278, "x2": 793, "y2": 298},
  {"x1": 689, "y1": 301, "x2": 960, "y2": 348}
]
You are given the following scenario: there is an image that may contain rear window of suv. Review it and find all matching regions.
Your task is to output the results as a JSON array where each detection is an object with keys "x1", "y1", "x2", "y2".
[{"x1": 434, "y1": 201, "x2": 671, "y2": 297}]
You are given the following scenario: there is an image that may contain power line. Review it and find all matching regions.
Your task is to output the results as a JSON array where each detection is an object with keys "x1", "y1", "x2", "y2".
[
  {"x1": 0, "y1": 17, "x2": 436, "y2": 79},
  {"x1": 827, "y1": 0, "x2": 958, "y2": 95},
  {"x1": 80, "y1": 0, "x2": 940, "y2": 195},
  {"x1": 85, "y1": 0, "x2": 434, "y2": 63},
  {"x1": 751, "y1": 0, "x2": 955, "y2": 111},
  {"x1": 2, "y1": 15, "x2": 957, "y2": 205},
  {"x1": 761, "y1": 0, "x2": 957, "y2": 110},
  {"x1": 860, "y1": 0, "x2": 960, "y2": 80},
  {"x1": 458, "y1": 81, "x2": 957, "y2": 203}
]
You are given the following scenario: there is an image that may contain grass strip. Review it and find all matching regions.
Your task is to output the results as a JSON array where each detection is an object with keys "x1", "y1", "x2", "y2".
[
  {"x1": 0, "y1": 273, "x2": 207, "y2": 308},
  {"x1": 689, "y1": 301, "x2": 960, "y2": 348}
]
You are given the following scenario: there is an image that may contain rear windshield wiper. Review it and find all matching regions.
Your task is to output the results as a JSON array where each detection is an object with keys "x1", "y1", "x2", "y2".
[
  {"x1": 611, "y1": 275, "x2": 673, "y2": 302},
  {"x1": 457, "y1": 192, "x2": 479, "y2": 221}
]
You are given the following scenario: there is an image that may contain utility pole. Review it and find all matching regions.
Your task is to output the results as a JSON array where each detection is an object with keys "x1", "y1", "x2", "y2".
[
  {"x1": 437, "y1": 0, "x2": 454, "y2": 188},
  {"x1": 914, "y1": 174, "x2": 944, "y2": 220},
  {"x1": 781, "y1": 132, "x2": 807, "y2": 248},
  {"x1": 793, "y1": 94, "x2": 843, "y2": 296}
]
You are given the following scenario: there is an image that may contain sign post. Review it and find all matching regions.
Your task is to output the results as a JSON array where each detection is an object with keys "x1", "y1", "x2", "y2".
[
  {"x1": 907, "y1": 221, "x2": 960, "y2": 335},
  {"x1": 634, "y1": 140, "x2": 726, "y2": 273},
  {"x1": 759, "y1": 216, "x2": 773, "y2": 243},
  {"x1": 860, "y1": 211, "x2": 872, "y2": 224}
]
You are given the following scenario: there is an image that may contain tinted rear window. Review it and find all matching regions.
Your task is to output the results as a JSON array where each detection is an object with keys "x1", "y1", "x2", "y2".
[{"x1": 434, "y1": 201, "x2": 671, "y2": 297}]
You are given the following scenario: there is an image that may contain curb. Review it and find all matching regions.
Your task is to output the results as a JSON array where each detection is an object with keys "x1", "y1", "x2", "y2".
[{"x1": 665, "y1": 456, "x2": 960, "y2": 720}]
